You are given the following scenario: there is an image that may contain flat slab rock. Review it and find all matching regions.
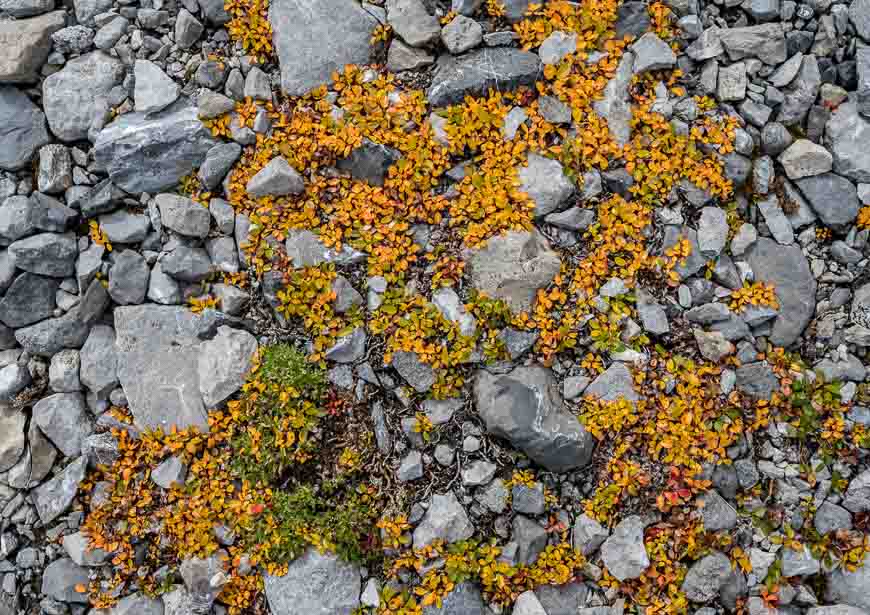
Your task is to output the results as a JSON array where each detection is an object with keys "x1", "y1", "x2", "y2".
[
  {"x1": 269, "y1": 0, "x2": 378, "y2": 97},
  {"x1": 427, "y1": 48, "x2": 542, "y2": 107},
  {"x1": 264, "y1": 548, "x2": 361, "y2": 615}
]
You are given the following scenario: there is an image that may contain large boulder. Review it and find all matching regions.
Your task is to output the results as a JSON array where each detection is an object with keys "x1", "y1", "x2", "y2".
[
  {"x1": 42, "y1": 51, "x2": 125, "y2": 141},
  {"x1": 465, "y1": 230, "x2": 560, "y2": 314},
  {"x1": 0, "y1": 11, "x2": 64, "y2": 83},
  {"x1": 474, "y1": 366, "x2": 595, "y2": 472},
  {"x1": 269, "y1": 0, "x2": 377, "y2": 97},
  {"x1": 825, "y1": 101, "x2": 870, "y2": 183},
  {"x1": 427, "y1": 48, "x2": 542, "y2": 107},
  {"x1": 744, "y1": 238, "x2": 816, "y2": 347},
  {"x1": 264, "y1": 549, "x2": 361, "y2": 615},
  {"x1": 0, "y1": 87, "x2": 51, "y2": 170},
  {"x1": 93, "y1": 101, "x2": 216, "y2": 193}
]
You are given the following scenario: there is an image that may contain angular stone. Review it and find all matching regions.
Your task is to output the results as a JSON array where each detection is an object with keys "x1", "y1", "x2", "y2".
[
  {"x1": 269, "y1": 0, "x2": 377, "y2": 97},
  {"x1": 681, "y1": 551, "x2": 732, "y2": 602},
  {"x1": 631, "y1": 33, "x2": 676, "y2": 74},
  {"x1": 161, "y1": 245, "x2": 213, "y2": 282},
  {"x1": 387, "y1": 0, "x2": 440, "y2": 47},
  {"x1": 198, "y1": 326, "x2": 257, "y2": 408},
  {"x1": 538, "y1": 30, "x2": 577, "y2": 65},
  {"x1": 134, "y1": 59, "x2": 179, "y2": 115},
  {"x1": 336, "y1": 139, "x2": 401, "y2": 188},
  {"x1": 93, "y1": 101, "x2": 217, "y2": 193},
  {"x1": 719, "y1": 24, "x2": 786, "y2": 64},
  {"x1": 826, "y1": 552, "x2": 870, "y2": 610},
  {"x1": 825, "y1": 101, "x2": 870, "y2": 183},
  {"x1": 0, "y1": 11, "x2": 64, "y2": 83},
  {"x1": 756, "y1": 194, "x2": 794, "y2": 245},
  {"x1": 593, "y1": 51, "x2": 634, "y2": 146},
  {"x1": 0, "y1": 273, "x2": 58, "y2": 328},
  {"x1": 79, "y1": 325, "x2": 118, "y2": 399},
  {"x1": 108, "y1": 250, "x2": 149, "y2": 305},
  {"x1": 284, "y1": 229, "x2": 366, "y2": 268},
  {"x1": 246, "y1": 156, "x2": 304, "y2": 197},
  {"x1": 156, "y1": 193, "x2": 211, "y2": 238},
  {"x1": 15, "y1": 310, "x2": 91, "y2": 356},
  {"x1": 40, "y1": 556, "x2": 89, "y2": 602},
  {"x1": 699, "y1": 489, "x2": 737, "y2": 531},
  {"x1": 779, "y1": 139, "x2": 832, "y2": 179},
  {"x1": 572, "y1": 514, "x2": 608, "y2": 556},
  {"x1": 795, "y1": 173, "x2": 859, "y2": 231},
  {"x1": 32, "y1": 392, "x2": 93, "y2": 457},
  {"x1": 474, "y1": 366, "x2": 594, "y2": 472},
  {"x1": 422, "y1": 582, "x2": 488, "y2": 615},
  {"x1": 778, "y1": 54, "x2": 821, "y2": 126},
  {"x1": 99, "y1": 210, "x2": 150, "y2": 244},
  {"x1": 601, "y1": 516, "x2": 649, "y2": 581},
  {"x1": 781, "y1": 546, "x2": 820, "y2": 577},
  {"x1": 427, "y1": 48, "x2": 541, "y2": 107},
  {"x1": 0, "y1": 410, "x2": 26, "y2": 472},
  {"x1": 518, "y1": 153, "x2": 574, "y2": 218},
  {"x1": 8, "y1": 232, "x2": 75, "y2": 277},
  {"x1": 390, "y1": 350, "x2": 435, "y2": 393},
  {"x1": 584, "y1": 361, "x2": 639, "y2": 401},
  {"x1": 412, "y1": 492, "x2": 473, "y2": 549},
  {"x1": 0, "y1": 87, "x2": 51, "y2": 171},
  {"x1": 465, "y1": 230, "x2": 560, "y2": 314},
  {"x1": 63, "y1": 531, "x2": 109, "y2": 567},
  {"x1": 264, "y1": 548, "x2": 360, "y2": 614}
]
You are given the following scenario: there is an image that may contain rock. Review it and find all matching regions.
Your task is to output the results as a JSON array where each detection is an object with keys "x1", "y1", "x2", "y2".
[
  {"x1": 465, "y1": 230, "x2": 560, "y2": 314},
  {"x1": 744, "y1": 238, "x2": 815, "y2": 347},
  {"x1": 474, "y1": 366, "x2": 594, "y2": 472},
  {"x1": 198, "y1": 89, "x2": 235, "y2": 119},
  {"x1": 108, "y1": 250, "x2": 149, "y2": 305},
  {"x1": 757, "y1": 194, "x2": 794, "y2": 245},
  {"x1": 427, "y1": 48, "x2": 541, "y2": 107},
  {"x1": 40, "y1": 556, "x2": 89, "y2": 603},
  {"x1": 572, "y1": 514, "x2": 608, "y2": 556},
  {"x1": 778, "y1": 55, "x2": 821, "y2": 125},
  {"x1": 592, "y1": 51, "x2": 634, "y2": 146},
  {"x1": 391, "y1": 351, "x2": 435, "y2": 393},
  {"x1": 432, "y1": 288, "x2": 476, "y2": 337},
  {"x1": 151, "y1": 455, "x2": 187, "y2": 489},
  {"x1": 0, "y1": 11, "x2": 64, "y2": 83},
  {"x1": 600, "y1": 516, "x2": 650, "y2": 581},
  {"x1": 826, "y1": 552, "x2": 870, "y2": 610},
  {"x1": 110, "y1": 593, "x2": 164, "y2": 615},
  {"x1": 0, "y1": 87, "x2": 50, "y2": 171},
  {"x1": 63, "y1": 531, "x2": 109, "y2": 567},
  {"x1": 161, "y1": 245, "x2": 213, "y2": 282},
  {"x1": 15, "y1": 310, "x2": 91, "y2": 356},
  {"x1": 134, "y1": 59, "x2": 179, "y2": 115},
  {"x1": 850, "y1": 0, "x2": 870, "y2": 42},
  {"x1": 795, "y1": 173, "x2": 859, "y2": 231},
  {"x1": 42, "y1": 51, "x2": 124, "y2": 142},
  {"x1": 631, "y1": 33, "x2": 676, "y2": 74},
  {"x1": 616, "y1": 1, "x2": 652, "y2": 37},
  {"x1": 387, "y1": 0, "x2": 440, "y2": 47},
  {"x1": 462, "y1": 460, "x2": 497, "y2": 486},
  {"x1": 387, "y1": 40, "x2": 435, "y2": 71},
  {"x1": 694, "y1": 329, "x2": 734, "y2": 362},
  {"x1": 534, "y1": 583, "x2": 588, "y2": 615},
  {"x1": 814, "y1": 501, "x2": 853, "y2": 535},
  {"x1": 98, "y1": 210, "x2": 150, "y2": 244},
  {"x1": 825, "y1": 101, "x2": 870, "y2": 183},
  {"x1": 779, "y1": 139, "x2": 833, "y2": 179},
  {"x1": 686, "y1": 27, "x2": 724, "y2": 61},
  {"x1": 422, "y1": 582, "x2": 488, "y2": 615},
  {"x1": 80, "y1": 325, "x2": 117, "y2": 399},
  {"x1": 285, "y1": 230, "x2": 366, "y2": 268},
  {"x1": 699, "y1": 489, "x2": 737, "y2": 531},
  {"x1": 156, "y1": 193, "x2": 211, "y2": 238},
  {"x1": 719, "y1": 24, "x2": 786, "y2": 64},
  {"x1": 546, "y1": 207, "x2": 595, "y2": 231},
  {"x1": 0, "y1": 410, "x2": 26, "y2": 472},
  {"x1": 518, "y1": 153, "x2": 574, "y2": 218},
  {"x1": 697, "y1": 206, "x2": 728, "y2": 258},
  {"x1": 0, "y1": 273, "x2": 58, "y2": 328},
  {"x1": 336, "y1": 140, "x2": 401, "y2": 188},
  {"x1": 844, "y1": 469, "x2": 870, "y2": 513},
  {"x1": 33, "y1": 392, "x2": 93, "y2": 457},
  {"x1": 539, "y1": 30, "x2": 578, "y2": 65},
  {"x1": 246, "y1": 156, "x2": 305, "y2": 197},
  {"x1": 8, "y1": 232, "x2": 75, "y2": 277},
  {"x1": 0, "y1": 362, "x2": 30, "y2": 401},
  {"x1": 269, "y1": 0, "x2": 377, "y2": 96},
  {"x1": 513, "y1": 591, "x2": 547, "y2": 615},
  {"x1": 93, "y1": 101, "x2": 217, "y2": 193},
  {"x1": 441, "y1": 15, "x2": 483, "y2": 54},
  {"x1": 197, "y1": 326, "x2": 257, "y2": 408},
  {"x1": 781, "y1": 546, "x2": 820, "y2": 577},
  {"x1": 682, "y1": 551, "x2": 732, "y2": 602},
  {"x1": 413, "y1": 492, "x2": 473, "y2": 549},
  {"x1": 0, "y1": 0, "x2": 53, "y2": 18},
  {"x1": 174, "y1": 8, "x2": 202, "y2": 48},
  {"x1": 584, "y1": 362, "x2": 639, "y2": 401},
  {"x1": 397, "y1": 450, "x2": 423, "y2": 482},
  {"x1": 263, "y1": 549, "x2": 362, "y2": 614}
]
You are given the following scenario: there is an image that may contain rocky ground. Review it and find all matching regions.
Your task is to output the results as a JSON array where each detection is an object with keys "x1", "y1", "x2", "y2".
[{"x1": 2, "y1": 0, "x2": 870, "y2": 613}]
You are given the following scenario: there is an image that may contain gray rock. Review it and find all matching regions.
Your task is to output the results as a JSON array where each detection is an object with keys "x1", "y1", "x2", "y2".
[
  {"x1": 40, "y1": 556, "x2": 89, "y2": 602},
  {"x1": 93, "y1": 101, "x2": 217, "y2": 193},
  {"x1": 412, "y1": 492, "x2": 473, "y2": 549},
  {"x1": 93, "y1": 15, "x2": 128, "y2": 50},
  {"x1": 600, "y1": 515, "x2": 649, "y2": 581},
  {"x1": 697, "y1": 206, "x2": 728, "y2": 258},
  {"x1": 695, "y1": 329, "x2": 735, "y2": 362},
  {"x1": 152, "y1": 455, "x2": 187, "y2": 489},
  {"x1": 572, "y1": 514, "x2": 608, "y2": 556},
  {"x1": 198, "y1": 325, "x2": 257, "y2": 408},
  {"x1": 756, "y1": 194, "x2": 794, "y2": 245},
  {"x1": 174, "y1": 8, "x2": 202, "y2": 48},
  {"x1": 0, "y1": 195, "x2": 35, "y2": 241},
  {"x1": 475, "y1": 366, "x2": 594, "y2": 472},
  {"x1": 74, "y1": 0, "x2": 111, "y2": 25},
  {"x1": 441, "y1": 15, "x2": 482, "y2": 54},
  {"x1": 269, "y1": 0, "x2": 377, "y2": 97},
  {"x1": 427, "y1": 48, "x2": 541, "y2": 107},
  {"x1": 795, "y1": 173, "x2": 859, "y2": 231},
  {"x1": 0, "y1": 362, "x2": 30, "y2": 402},
  {"x1": 110, "y1": 593, "x2": 164, "y2": 615},
  {"x1": 42, "y1": 51, "x2": 124, "y2": 141},
  {"x1": 682, "y1": 551, "x2": 732, "y2": 602},
  {"x1": 686, "y1": 27, "x2": 724, "y2": 61},
  {"x1": 814, "y1": 501, "x2": 852, "y2": 535},
  {"x1": 616, "y1": 0, "x2": 651, "y2": 37},
  {"x1": 0, "y1": 0, "x2": 53, "y2": 17},
  {"x1": 636, "y1": 290, "x2": 668, "y2": 335},
  {"x1": 534, "y1": 583, "x2": 588, "y2": 615},
  {"x1": 0, "y1": 273, "x2": 58, "y2": 327},
  {"x1": 206, "y1": 236, "x2": 239, "y2": 273},
  {"x1": 387, "y1": 0, "x2": 440, "y2": 47},
  {"x1": 699, "y1": 489, "x2": 737, "y2": 531},
  {"x1": 513, "y1": 591, "x2": 547, "y2": 615},
  {"x1": 631, "y1": 33, "x2": 676, "y2": 74},
  {"x1": 336, "y1": 139, "x2": 401, "y2": 188},
  {"x1": 134, "y1": 59, "x2": 179, "y2": 115},
  {"x1": 390, "y1": 350, "x2": 435, "y2": 393},
  {"x1": 465, "y1": 230, "x2": 560, "y2": 314},
  {"x1": 63, "y1": 531, "x2": 109, "y2": 567},
  {"x1": 545, "y1": 207, "x2": 595, "y2": 231},
  {"x1": 15, "y1": 309, "x2": 91, "y2": 355},
  {"x1": 0, "y1": 11, "x2": 64, "y2": 83},
  {"x1": 80, "y1": 325, "x2": 117, "y2": 399},
  {"x1": 33, "y1": 392, "x2": 93, "y2": 456},
  {"x1": 744, "y1": 238, "x2": 815, "y2": 347},
  {"x1": 779, "y1": 139, "x2": 833, "y2": 179},
  {"x1": 843, "y1": 469, "x2": 870, "y2": 513},
  {"x1": 518, "y1": 153, "x2": 574, "y2": 218},
  {"x1": 720, "y1": 23, "x2": 786, "y2": 64},
  {"x1": 0, "y1": 410, "x2": 26, "y2": 472},
  {"x1": 161, "y1": 245, "x2": 213, "y2": 282},
  {"x1": 0, "y1": 87, "x2": 50, "y2": 171},
  {"x1": 243, "y1": 67, "x2": 271, "y2": 101},
  {"x1": 421, "y1": 582, "x2": 488, "y2": 615},
  {"x1": 99, "y1": 210, "x2": 151, "y2": 244},
  {"x1": 156, "y1": 193, "x2": 211, "y2": 238},
  {"x1": 8, "y1": 232, "x2": 76, "y2": 277},
  {"x1": 778, "y1": 54, "x2": 821, "y2": 125},
  {"x1": 108, "y1": 250, "x2": 149, "y2": 305},
  {"x1": 539, "y1": 30, "x2": 578, "y2": 65},
  {"x1": 432, "y1": 287, "x2": 477, "y2": 337},
  {"x1": 386, "y1": 39, "x2": 435, "y2": 72},
  {"x1": 49, "y1": 349, "x2": 80, "y2": 393},
  {"x1": 850, "y1": 0, "x2": 870, "y2": 42},
  {"x1": 198, "y1": 89, "x2": 235, "y2": 119},
  {"x1": 825, "y1": 101, "x2": 870, "y2": 183},
  {"x1": 285, "y1": 229, "x2": 366, "y2": 268},
  {"x1": 397, "y1": 450, "x2": 423, "y2": 482},
  {"x1": 246, "y1": 156, "x2": 304, "y2": 197},
  {"x1": 585, "y1": 361, "x2": 639, "y2": 401},
  {"x1": 462, "y1": 460, "x2": 496, "y2": 486},
  {"x1": 592, "y1": 51, "x2": 634, "y2": 146},
  {"x1": 826, "y1": 552, "x2": 870, "y2": 610},
  {"x1": 147, "y1": 262, "x2": 182, "y2": 305},
  {"x1": 781, "y1": 546, "x2": 820, "y2": 577},
  {"x1": 75, "y1": 179, "x2": 126, "y2": 219}
]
